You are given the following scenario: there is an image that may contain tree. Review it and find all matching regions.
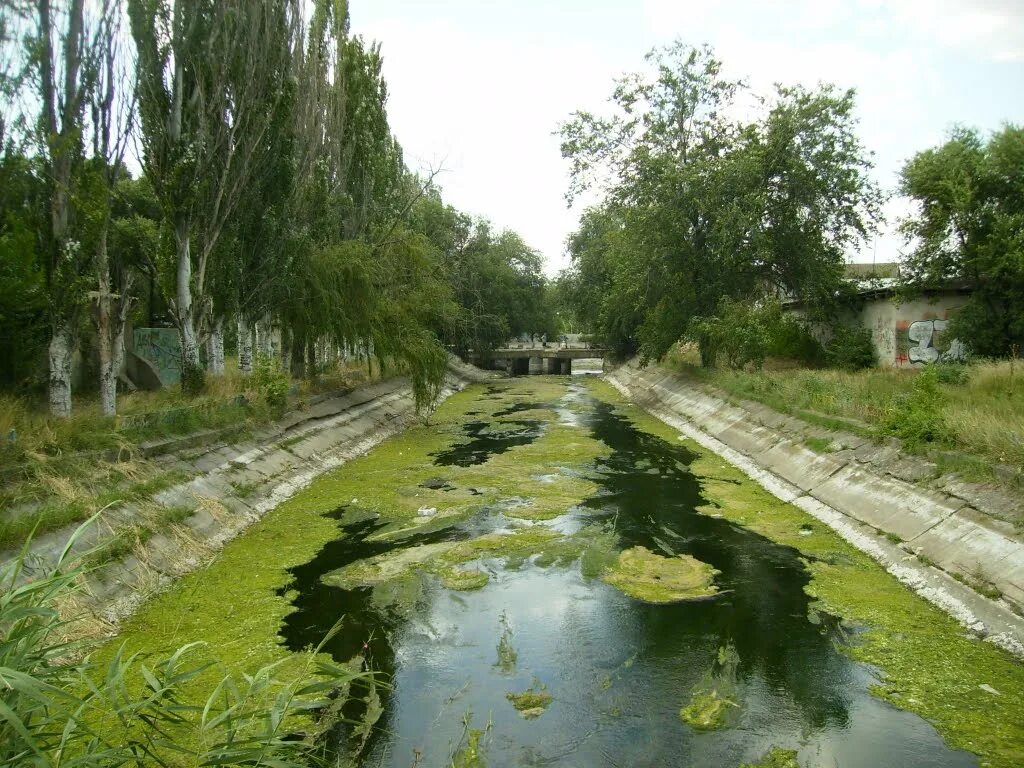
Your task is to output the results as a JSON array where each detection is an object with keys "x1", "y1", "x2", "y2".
[
  {"x1": 560, "y1": 43, "x2": 881, "y2": 364},
  {"x1": 85, "y1": 1, "x2": 138, "y2": 416},
  {"x1": 900, "y1": 125, "x2": 1024, "y2": 356},
  {"x1": 129, "y1": 0, "x2": 294, "y2": 392},
  {"x1": 32, "y1": 0, "x2": 93, "y2": 416}
]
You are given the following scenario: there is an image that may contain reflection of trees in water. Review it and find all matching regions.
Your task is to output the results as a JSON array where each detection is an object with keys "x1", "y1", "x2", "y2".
[{"x1": 584, "y1": 401, "x2": 853, "y2": 732}]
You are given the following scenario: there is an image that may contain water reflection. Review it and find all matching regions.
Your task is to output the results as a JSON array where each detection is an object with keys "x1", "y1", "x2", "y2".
[{"x1": 279, "y1": 382, "x2": 976, "y2": 767}]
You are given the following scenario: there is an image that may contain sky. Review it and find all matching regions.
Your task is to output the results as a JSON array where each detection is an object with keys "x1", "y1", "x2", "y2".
[{"x1": 353, "y1": 0, "x2": 1024, "y2": 275}]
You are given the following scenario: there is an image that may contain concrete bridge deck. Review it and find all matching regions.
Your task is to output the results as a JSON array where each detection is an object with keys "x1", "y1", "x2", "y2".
[
  {"x1": 481, "y1": 347, "x2": 608, "y2": 360},
  {"x1": 465, "y1": 345, "x2": 608, "y2": 375}
]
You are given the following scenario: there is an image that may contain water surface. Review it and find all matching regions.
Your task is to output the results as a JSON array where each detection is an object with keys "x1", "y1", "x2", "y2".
[{"x1": 280, "y1": 380, "x2": 976, "y2": 767}]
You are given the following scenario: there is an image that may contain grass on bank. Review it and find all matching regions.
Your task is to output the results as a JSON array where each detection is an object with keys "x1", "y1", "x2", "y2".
[
  {"x1": 0, "y1": 522, "x2": 373, "y2": 768},
  {"x1": 664, "y1": 345, "x2": 1024, "y2": 479},
  {"x1": 0, "y1": 358, "x2": 379, "y2": 551}
]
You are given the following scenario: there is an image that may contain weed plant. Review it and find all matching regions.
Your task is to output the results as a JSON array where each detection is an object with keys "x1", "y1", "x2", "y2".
[{"x1": 0, "y1": 520, "x2": 373, "y2": 767}]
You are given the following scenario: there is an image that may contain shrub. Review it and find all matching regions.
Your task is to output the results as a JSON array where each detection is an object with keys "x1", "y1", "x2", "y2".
[
  {"x1": 825, "y1": 326, "x2": 876, "y2": 370},
  {"x1": 767, "y1": 314, "x2": 825, "y2": 366},
  {"x1": 934, "y1": 362, "x2": 970, "y2": 385},
  {"x1": 687, "y1": 298, "x2": 773, "y2": 370},
  {"x1": 878, "y1": 366, "x2": 951, "y2": 446},
  {"x1": 252, "y1": 353, "x2": 289, "y2": 411},
  {"x1": 687, "y1": 298, "x2": 824, "y2": 369}
]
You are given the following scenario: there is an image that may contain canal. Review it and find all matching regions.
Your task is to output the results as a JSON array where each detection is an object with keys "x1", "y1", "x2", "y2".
[{"x1": 108, "y1": 376, "x2": 1024, "y2": 767}]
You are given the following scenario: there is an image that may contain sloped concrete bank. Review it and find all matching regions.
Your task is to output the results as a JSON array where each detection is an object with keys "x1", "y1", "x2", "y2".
[
  {"x1": 606, "y1": 361, "x2": 1024, "y2": 657},
  {"x1": 12, "y1": 358, "x2": 496, "y2": 636}
]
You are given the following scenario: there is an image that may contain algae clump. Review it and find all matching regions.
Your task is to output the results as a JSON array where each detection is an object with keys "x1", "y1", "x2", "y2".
[
  {"x1": 506, "y1": 685, "x2": 553, "y2": 719},
  {"x1": 495, "y1": 612, "x2": 517, "y2": 674},
  {"x1": 440, "y1": 566, "x2": 489, "y2": 591},
  {"x1": 602, "y1": 545, "x2": 719, "y2": 603},
  {"x1": 740, "y1": 747, "x2": 801, "y2": 768},
  {"x1": 679, "y1": 643, "x2": 741, "y2": 731}
]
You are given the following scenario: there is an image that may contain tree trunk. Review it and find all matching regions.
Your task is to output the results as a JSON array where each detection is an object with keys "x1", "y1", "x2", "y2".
[
  {"x1": 280, "y1": 326, "x2": 292, "y2": 373},
  {"x1": 174, "y1": 219, "x2": 203, "y2": 392},
  {"x1": 48, "y1": 322, "x2": 74, "y2": 418},
  {"x1": 306, "y1": 336, "x2": 317, "y2": 379},
  {"x1": 238, "y1": 312, "x2": 254, "y2": 375},
  {"x1": 257, "y1": 312, "x2": 272, "y2": 358},
  {"x1": 96, "y1": 271, "x2": 115, "y2": 418},
  {"x1": 206, "y1": 315, "x2": 225, "y2": 376},
  {"x1": 290, "y1": 328, "x2": 305, "y2": 379}
]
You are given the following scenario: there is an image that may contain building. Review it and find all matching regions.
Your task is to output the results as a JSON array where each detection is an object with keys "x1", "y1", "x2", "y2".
[{"x1": 784, "y1": 263, "x2": 971, "y2": 367}]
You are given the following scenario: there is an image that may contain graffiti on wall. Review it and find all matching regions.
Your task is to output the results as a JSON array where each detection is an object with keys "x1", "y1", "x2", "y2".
[
  {"x1": 895, "y1": 319, "x2": 966, "y2": 365},
  {"x1": 133, "y1": 327, "x2": 181, "y2": 385}
]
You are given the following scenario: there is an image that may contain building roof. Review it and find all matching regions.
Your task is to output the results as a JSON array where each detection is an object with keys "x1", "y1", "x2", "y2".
[{"x1": 844, "y1": 262, "x2": 900, "y2": 279}]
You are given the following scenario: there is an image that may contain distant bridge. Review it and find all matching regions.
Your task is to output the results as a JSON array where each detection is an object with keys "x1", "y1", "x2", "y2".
[{"x1": 464, "y1": 344, "x2": 608, "y2": 375}]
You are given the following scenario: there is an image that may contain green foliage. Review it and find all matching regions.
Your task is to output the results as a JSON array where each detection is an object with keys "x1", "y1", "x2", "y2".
[
  {"x1": 825, "y1": 326, "x2": 876, "y2": 371},
  {"x1": 686, "y1": 299, "x2": 823, "y2": 369},
  {"x1": 0, "y1": 152, "x2": 49, "y2": 388},
  {"x1": 560, "y1": 42, "x2": 881, "y2": 362},
  {"x1": 411, "y1": 192, "x2": 556, "y2": 354},
  {"x1": 688, "y1": 299, "x2": 773, "y2": 370},
  {"x1": 0, "y1": 521, "x2": 371, "y2": 767},
  {"x1": 878, "y1": 366, "x2": 951, "y2": 446},
  {"x1": 900, "y1": 125, "x2": 1024, "y2": 357},
  {"x1": 252, "y1": 354, "x2": 289, "y2": 412},
  {"x1": 933, "y1": 362, "x2": 969, "y2": 386}
]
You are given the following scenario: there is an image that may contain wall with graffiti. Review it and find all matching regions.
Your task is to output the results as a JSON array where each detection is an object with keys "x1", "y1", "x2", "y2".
[
  {"x1": 132, "y1": 327, "x2": 181, "y2": 386},
  {"x1": 862, "y1": 293, "x2": 969, "y2": 367}
]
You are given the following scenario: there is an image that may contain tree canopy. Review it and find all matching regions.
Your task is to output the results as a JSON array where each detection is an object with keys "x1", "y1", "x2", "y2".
[
  {"x1": 900, "y1": 125, "x2": 1024, "y2": 357},
  {"x1": 559, "y1": 43, "x2": 882, "y2": 364}
]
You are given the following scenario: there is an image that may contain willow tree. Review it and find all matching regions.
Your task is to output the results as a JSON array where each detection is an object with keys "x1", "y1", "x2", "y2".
[{"x1": 129, "y1": 0, "x2": 293, "y2": 391}]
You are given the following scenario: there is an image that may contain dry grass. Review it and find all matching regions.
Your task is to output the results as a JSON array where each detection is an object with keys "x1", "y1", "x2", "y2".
[
  {"x1": 0, "y1": 357, "x2": 378, "y2": 551},
  {"x1": 664, "y1": 345, "x2": 1024, "y2": 474}
]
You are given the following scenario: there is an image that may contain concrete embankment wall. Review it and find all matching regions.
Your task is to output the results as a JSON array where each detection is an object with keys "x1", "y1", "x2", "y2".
[
  {"x1": 607, "y1": 362, "x2": 1024, "y2": 657},
  {"x1": 13, "y1": 358, "x2": 495, "y2": 633}
]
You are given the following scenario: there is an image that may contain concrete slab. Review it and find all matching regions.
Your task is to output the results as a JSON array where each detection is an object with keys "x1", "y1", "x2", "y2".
[
  {"x1": 758, "y1": 439, "x2": 848, "y2": 492},
  {"x1": 911, "y1": 508, "x2": 1024, "y2": 610},
  {"x1": 715, "y1": 422, "x2": 782, "y2": 460},
  {"x1": 811, "y1": 465, "x2": 959, "y2": 541},
  {"x1": 884, "y1": 455, "x2": 939, "y2": 484}
]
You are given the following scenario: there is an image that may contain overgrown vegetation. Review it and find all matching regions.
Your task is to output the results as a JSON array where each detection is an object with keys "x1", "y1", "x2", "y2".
[
  {"x1": 900, "y1": 126, "x2": 1024, "y2": 358},
  {"x1": 557, "y1": 42, "x2": 881, "y2": 363},
  {"x1": 665, "y1": 348, "x2": 1024, "y2": 474},
  {"x1": 0, "y1": 361, "x2": 376, "y2": 552},
  {"x1": 0, "y1": 523, "x2": 373, "y2": 767},
  {"x1": 0, "y1": 0, "x2": 558, "y2": 424}
]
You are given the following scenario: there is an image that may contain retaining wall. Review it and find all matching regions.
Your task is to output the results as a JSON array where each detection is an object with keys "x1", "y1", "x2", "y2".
[
  {"x1": 11, "y1": 358, "x2": 496, "y2": 634},
  {"x1": 607, "y1": 362, "x2": 1024, "y2": 656}
]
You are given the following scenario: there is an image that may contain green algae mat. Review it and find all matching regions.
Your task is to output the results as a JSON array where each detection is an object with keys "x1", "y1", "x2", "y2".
[{"x1": 94, "y1": 376, "x2": 1024, "y2": 767}]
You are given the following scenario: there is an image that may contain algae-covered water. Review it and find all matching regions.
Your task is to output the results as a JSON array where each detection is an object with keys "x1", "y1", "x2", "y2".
[
  {"x1": 105, "y1": 376, "x2": 1024, "y2": 766},
  {"x1": 271, "y1": 378, "x2": 985, "y2": 767}
]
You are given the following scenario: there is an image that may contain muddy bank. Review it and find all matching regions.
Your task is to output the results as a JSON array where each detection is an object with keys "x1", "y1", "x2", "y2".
[
  {"x1": 606, "y1": 361, "x2": 1024, "y2": 656},
  {"x1": 11, "y1": 357, "x2": 495, "y2": 637}
]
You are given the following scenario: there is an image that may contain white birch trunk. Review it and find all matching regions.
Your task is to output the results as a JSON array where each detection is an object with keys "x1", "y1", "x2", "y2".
[
  {"x1": 206, "y1": 315, "x2": 226, "y2": 376},
  {"x1": 238, "y1": 312, "x2": 254, "y2": 374},
  {"x1": 174, "y1": 220, "x2": 202, "y2": 389},
  {"x1": 48, "y1": 323, "x2": 74, "y2": 418}
]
